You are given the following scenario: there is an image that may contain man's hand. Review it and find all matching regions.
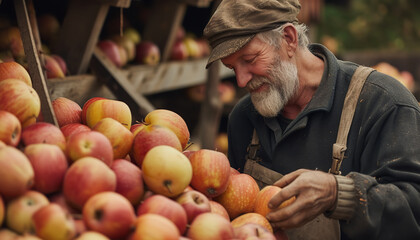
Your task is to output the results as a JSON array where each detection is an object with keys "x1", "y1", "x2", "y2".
[{"x1": 266, "y1": 169, "x2": 337, "y2": 230}]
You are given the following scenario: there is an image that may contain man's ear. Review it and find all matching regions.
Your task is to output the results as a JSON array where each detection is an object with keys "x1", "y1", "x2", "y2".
[{"x1": 282, "y1": 24, "x2": 298, "y2": 57}]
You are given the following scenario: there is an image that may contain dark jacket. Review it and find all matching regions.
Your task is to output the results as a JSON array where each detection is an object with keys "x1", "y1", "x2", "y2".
[{"x1": 227, "y1": 44, "x2": 420, "y2": 239}]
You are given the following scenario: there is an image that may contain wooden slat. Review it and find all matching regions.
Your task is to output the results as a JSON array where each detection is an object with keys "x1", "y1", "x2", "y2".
[
  {"x1": 182, "y1": 0, "x2": 213, "y2": 7},
  {"x1": 14, "y1": 0, "x2": 58, "y2": 126}
]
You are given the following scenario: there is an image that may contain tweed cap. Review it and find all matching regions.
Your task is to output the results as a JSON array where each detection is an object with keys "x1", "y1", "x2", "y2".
[{"x1": 203, "y1": 0, "x2": 301, "y2": 68}]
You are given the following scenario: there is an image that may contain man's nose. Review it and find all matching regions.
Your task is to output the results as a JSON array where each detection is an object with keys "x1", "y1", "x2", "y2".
[{"x1": 235, "y1": 67, "x2": 252, "y2": 88}]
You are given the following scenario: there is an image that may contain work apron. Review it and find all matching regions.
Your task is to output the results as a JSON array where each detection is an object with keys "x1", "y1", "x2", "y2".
[{"x1": 243, "y1": 66, "x2": 374, "y2": 240}]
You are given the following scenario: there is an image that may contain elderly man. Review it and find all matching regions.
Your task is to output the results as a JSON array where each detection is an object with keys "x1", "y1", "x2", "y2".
[{"x1": 203, "y1": 0, "x2": 420, "y2": 239}]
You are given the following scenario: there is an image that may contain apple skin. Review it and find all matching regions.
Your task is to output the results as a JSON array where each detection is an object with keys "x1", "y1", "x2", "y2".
[
  {"x1": 63, "y1": 157, "x2": 117, "y2": 210},
  {"x1": 0, "y1": 79, "x2": 40, "y2": 128},
  {"x1": 176, "y1": 189, "x2": 211, "y2": 224},
  {"x1": 189, "y1": 149, "x2": 231, "y2": 198},
  {"x1": 48, "y1": 193, "x2": 79, "y2": 215},
  {"x1": 21, "y1": 122, "x2": 67, "y2": 151},
  {"x1": 111, "y1": 35, "x2": 136, "y2": 62},
  {"x1": 44, "y1": 55, "x2": 65, "y2": 79},
  {"x1": 214, "y1": 173, "x2": 260, "y2": 220},
  {"x1": 0, "y1": 26, "x2": 25, "y2": 59},
  {"x1": 32, "y1": 203, "x2": 77, "y2": 240},
  {"x1": 83, "y1": 191, "x2": 136, "y2": 239},
  {"x1": 234, "y1": 223, "x2": 276, "y2": 240},
  {"x1": 0, "y1": 61, "x2": 32, "y2": 86},
  {"x1": 144, "y1": 109, "x2": 190, "y2": 150},
  {"x1": 66, "y1": 131, "x2": 114, "y2": 166},
  {"x1": 187, "y1": 212, "x2": 235, "y2": 240},
  {"x1": 111, "y1": 159, "x2": 144, "y2": 206},
  {"x1": 142, "y1": 145, "x2": 192, "y2": 198},
  {"x1": 137, "y1": 194, "x2": 188, "y2": 235},
  {"x1": 0, "y1": 229, "x2": 19, "y2": 239},
  {"x1": 75, "y1": 231, "x2": 110, "y2": 240},
  {"x1": 52, "y1": 97, "x2": 82, "y2": 127},
  {"x1": 0, "y1": 110, "x2": 21, "y2": 147},
  {"x1": 170, "y1": 40, "x2": 189, "y2": 61},
  {"x1": 209, "y1": 200, "x2": 230, "y2": 221},
  {"x1": 231, "y1": 212, "x2": 273, "y2": 233},
  {"x1": 51, "y1": 55, "x2": 67, "y2": 76},
  {"x1": 130, "y1": 124, "x2": 182, "y2": 167},
  {"x1": 60, "y1": 123, "x2": 91, "y2": 139},
  {"x1": 0, "y1": 145, "x2": 34, "y2": 199},
  {"x1": 92, "y1": 117, "x2": 134, "y2": 159},
  {"x1": 97, "y1": 40, "x2": 124, "y2": 68},
  {"x1": 135, "y1": 41, "x2": 160, "y2": 66},
  {"x1": 5, "y1": 190, "x2": 50, "y2": 234},
  {"x1": 81, "y1": 97, "x2": 105, "y2": 124},
  {"x1": 24, "y1": 143, "x2": 68, "y2": 194},
  {"x1": 130, "y1": 122, "x2": 145, "y2": 136},
  {"x1": 129, "y1": 213, "x2": 180, "y2": 240},
  {"x1": 123, "y1": 27, "x2": 141, "y2": 45},
  {"x1": 0, "y1": 194, "x2": 4, "y2": 226},
  {"x1": 254, "y1": 185, "x2": 296, "y2": 218},
  {"x1": 85, "y1": 98, "x2": 132, "y2": 130}
]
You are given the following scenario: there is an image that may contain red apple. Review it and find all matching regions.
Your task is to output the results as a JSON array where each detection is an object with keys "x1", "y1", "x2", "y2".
[
  {"x1": 60, "y1": 123, "x2": 91, "y2": 139},
  {"x1": 98, "y1": 40, "x2": 124, "y2": 68},
  {"x1": 214, "y1": 173, "x2": 260, "y2": 220},
  {"x1": 234, "y1": 223, "x2": 276, "y2": 240},
  {"x1": 130, "y1": 122, "x2": 145, "y2": 136},
  {"x1": 129, "y1": 213, "x2": 180, "y2": 240},
  {"x1": 5, "y1": 190, "x2": 49, "y2": 234},
  {"x1": 83, "y1": 191, "x2": 136, "y2": 239},
  {"x1": 81, "y1": 97, "x2": 105, "y2": 124},
  {"x1": 188, "y1": 149, "x2": 231, "y2": 198},
  {"x1": 231, "y1": 212, "x2": 273, "y2": 233},
  {"x1": 0, "y1": 79, "x2": 40, "y2": 127},
  {"x1": 44, "y1": 55, "x2": 65, "y2": 79},
  {"x1": 176, "y1": 189, "x2": 211, "y2": 224},
  {"x1": 63, "y1": 157, "x2": 117, "y2": 210},
  {"x1": 135, "y1": 41, "x2": 160, "y2": 66},
  {"x1": 111, "y1": 35, "x2": 136, "y2": 62},
  {"x1": 32, "y1": 203, "x2": 77, "y2": 240},
  {"x1": 21, "y1": 122, "x2": 67, "y2": 152},
  {"x1": 48, "y1": 193, "x2": 79, "y2": 215},
  {"x1": 254, "y1": 185, "x2": 296, "y2": 219},
  {"x1": 0, "y1": 110, "x2": 21, "y2": 147},
  {"x1": 52, "y1": 97, "x2": 82, "y2": 127},
  {"x1": 187, "y1": 212, "x2": 235, "y2": 240},
  {"x1": 130, "y1": 124, "x2": 182, "y2": 167},
  {"x1": 111, "y1": 159, "x2": 144, "y2": 206},
  {"x1": 75, "y1": 231, "x2": 110, "y2": 240},
  {"x1": 0, "y1": 145, "x2": 34, "y2": 199},
  {"x1": 92, "y1": 117, "x2": 134, "y2": 159},
  {"x1": 137, "y1": 194, "x2": 188, "y2": 235},
  {"x1": 24, "y1": 143, "x2": 68, "y2": 194},
  {"x1": 85, "y1": 98, "x2": 132, "y2": 130},
  {"x1": 66, "y1": 131, "x2": 114, "y2": 166},
  {"x1": 170, "y1": 40, "x2": 189, "y2": 61},
  {"x1": 51, "y1": 54, "x2": 67, "y2": 76},
  {"x1": 209, "y1": 200, "x2": 230, "y2": 221},
  {"x1": 182, "y1": 149, "x2": 196, "y2": 159},
  {"x1": 0, "y1": 61, "x2": 32, "y2": 86},
  {"x1": 230, "y1": 167, "x2": 241, "y2": 175},
  {"x1": 175, "y1": 26, "x2": 186, "y2": 42},
  {"x1": 142, "y1": 145, "x2": 192, "y2": 198},
  {"x1": 144, "y1": 109, "x2": 190, "y2": 150}
]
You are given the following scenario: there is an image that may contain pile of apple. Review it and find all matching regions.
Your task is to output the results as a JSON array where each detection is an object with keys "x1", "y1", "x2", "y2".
[{"x1": 0, "y1": 61, "x2": 291, "y2": 239}]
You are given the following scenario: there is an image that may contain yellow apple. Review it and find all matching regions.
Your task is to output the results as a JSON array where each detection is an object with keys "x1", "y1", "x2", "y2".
[{"x1": 85, "y1": 98, "x2": 132, "y2": 130}]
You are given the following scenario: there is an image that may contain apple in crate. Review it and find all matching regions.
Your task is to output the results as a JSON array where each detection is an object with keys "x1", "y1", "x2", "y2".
[
  {"x1": 5, "y1": 190, "x2": 49, "y2": 234},
  {"x1": 24, "y1": 143, "x2": 68, "y2": 194},
  {"x1": 234, "y1": 223, "x2": 276, "y2": 240},
  {"x1": 63, "y1": 157, "x2": 116, "y2": 210},
  {"x1": 111, "y1": 159, "x2": 144, "y2": 206},
  {"x1": 0, "y1": 79, "x2": 40, "y2": 127},
  {"x1": 32, "y1": 203, "x2": 77, "y2": 240},
  {"x1": 170, "y1": 40, "x2": 188, "y2": 61},
  {"x1": 0, "y1": 61, "x2": 32, "y2": 86},
  {"x1": 21, "y1": 122, "x2": 67, "y2": 152},
  {"x1": 189, "y1": 149, "x2": 231, "y2": 198},
  {"x1": 97, "y1": 40, "x2": 125, "y2": 68},
  {"x1": 0, "y1": 145, "x2": 34, "y2": 199},
  {"x1": 129, "y1": 213, "x2": 180, "y2": 240},
  {"x1": 92, "y1": 117, "x2": 134, "y2": 159},
  {"x1": 51, "y1": 54, "x2": 68, "y2": 76},
  {"x1": 83, "y1": 191, "x2": 136, "y2": 240},
  {"x1": 60, "y1": 123, "x2": 91, "y2": 139},
  {"x1": 187, "y1": 212, "x2": 235, "y2": 240},
  {"x1": 52, "y1": 97, "x2": 82, "y2": 127},
  {"x1": 0, "y1": 110, "x2": 21, "y2": 147},
  {"x1": 135, "y1": 41, "x2": 160, "y2": 66},
  {"x1": 142, "y1": 145, "x2": 192, "y2": 198},
  {"x1": 85, "y1": 98, "x2": 132, "y2": 130},
  {"x1": 176, "y1": 189, "x2": 211, "y2": 224},
  {"x1": 111, "y1": 35, "x2": 136, "y2": 62},
  {"x1": 66, "y1": 131, "x2": 114, "y2": 166},
  {"x1": 44, "y1": 55, "x2": 65, "y2": 78}
]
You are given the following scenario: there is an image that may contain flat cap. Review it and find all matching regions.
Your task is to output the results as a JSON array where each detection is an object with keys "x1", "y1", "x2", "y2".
[{"x1": 203, "y1": 0, "x2": 301, "y2": 68}]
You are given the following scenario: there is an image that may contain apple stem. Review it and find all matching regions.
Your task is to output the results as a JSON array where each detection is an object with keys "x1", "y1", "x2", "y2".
[
  {"x1": 164, "y1": 180, "x2": 173, "y2": 194},
  {"x1": 94, "y1": 209, "x2": 104, "y2": 221},
  {"x1": 207, "y1": 188, "x2": 217, "y2": 196},
  {"x1": 255, "y1": 227, "x2": 260, "y2": 236}
]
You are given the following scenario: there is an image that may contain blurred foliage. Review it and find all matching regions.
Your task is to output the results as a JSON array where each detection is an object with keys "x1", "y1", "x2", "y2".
[{"x1": 317, "y1": 0, "x2": 420, "y2": 52}]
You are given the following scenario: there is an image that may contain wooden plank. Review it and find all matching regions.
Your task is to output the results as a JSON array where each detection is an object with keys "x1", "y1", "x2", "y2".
[
  {"x1": 182, "y1": 0, "x2": 213, "y2": 7},
  {"x1": 14, "y1": 0, "x2": 58, "y2": 126},
  {"x1": 142, "y1": 0, "x2": 186, "y2": 62},
  {"x1": 91, "y1": 47, "x2": 155, "y2": 121},
  {"x1": 53, "y1": 0, "x2": 110, "y2": 75}
]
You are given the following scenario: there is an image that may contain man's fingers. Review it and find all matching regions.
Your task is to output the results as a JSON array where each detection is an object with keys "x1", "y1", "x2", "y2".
[
  {"x1": 273, "y1": 169, "x2": 308, "y2": 187},
  {"x1": 267, "y1": 186, "x2": 296, "y2": 209}
]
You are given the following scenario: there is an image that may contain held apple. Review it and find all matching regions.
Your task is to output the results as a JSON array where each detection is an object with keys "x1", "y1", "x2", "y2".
[
  {"x1": 0, "y1": 61, "x2": 32, "y2": 86},
  {"x1": 0, "y1": 79, "x2": 40, "y2": 127},
  {"x1": 176, "y1": 189, "x2": 211, "y2": 224},
  {"x1": 189, "y1": 149, "x2": 231, "y2": 198},
  {"x1": 187, "y1": 212, "x2": 235, "y2": 240},
  {"x1": 142, "y1": 145, "x2": 192, "y2": 198},
  {"x1": 52, "y1": 97, "x2": 82, "y2": 127},
  {"x1": 111, "y1": 159, "x2": 144, "y2": 206},
  {"x1": 21, "y1": 122, "x2": 67, "y2": 152},
  {"x1": 85, "y1": 98, "x2": 132, "y2": 130},
  {"x1": 129, "y1": 213, "x2": 180, "y2": 240},
  {"x1": 24, "y1": 143, "x2": 68, "y2": 194},
  {"x1": 254, "y1": 185, "x2": 296, "y2": 218},
  {"x1": 135, "y1": 41, "x2": 160, "y2": 66},
  {"x1": 136, "y1": 194, "x2": 188, "y2": 235},
  {"x1": 5, "y1": 190, "x2": 50, "y2": 234},
  {"x1": 83, "y1": 191, "x2": 136, "y2": 239},
  {"x1": 0, "y1": 110, "x2": 21, "y2": 147}
]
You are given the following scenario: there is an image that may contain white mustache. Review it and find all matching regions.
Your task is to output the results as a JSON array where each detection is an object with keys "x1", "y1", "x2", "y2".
[{"x1": 246, "y1": 77, "x2": 268, "y2": 91}]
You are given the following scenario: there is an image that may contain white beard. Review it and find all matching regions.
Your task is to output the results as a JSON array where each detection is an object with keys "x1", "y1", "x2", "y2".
[{"x1": 248, "y1": 58, "x2": 299, "y2": 117}]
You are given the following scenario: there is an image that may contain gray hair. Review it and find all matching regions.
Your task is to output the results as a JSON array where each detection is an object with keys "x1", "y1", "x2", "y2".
[{"x1": 256, "y1": 23, "x2": 310, "y2": 49}]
